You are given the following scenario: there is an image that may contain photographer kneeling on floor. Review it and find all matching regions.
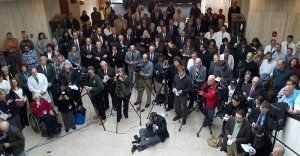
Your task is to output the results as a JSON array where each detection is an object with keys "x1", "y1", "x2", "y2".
[{"x1": 131, "y1": 112, "x2": 169, "y2": 153}]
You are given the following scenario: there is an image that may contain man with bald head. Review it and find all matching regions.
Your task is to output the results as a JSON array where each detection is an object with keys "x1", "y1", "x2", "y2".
[
  {"x1": 272, "y1": 60, "x2": 292, "y2": 93},
  {"x1": 125, "y1": 45, "x2": 141, "y2": 83},
  {"x1": 270, "y1": 146, "x2": 285, "y2": 156},
  {"x1": 98, "y1": 61, "x2": 116, "y2": 110},
  {"x1": 242, "y1": 52, "x2": 259, "y2": 77},
  {"x1": 199, "y1": 75, "x2": 218, "y2": 126},
  {"x1": 189, "y1": 58, "x2": 207, "y2": 109},
  {"x1": 243, "y1": 76, "x2": 263, "y2": 104},
  {"x1": 0, "y1": 121, "x2": 25, "y2": 156}
]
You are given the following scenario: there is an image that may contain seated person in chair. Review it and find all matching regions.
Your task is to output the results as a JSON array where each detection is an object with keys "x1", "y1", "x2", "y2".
[
  {"x1": 131, "y1": 112, "x2": 169, "y2": 153},
  {"x1": 30, "y1": 93, "x2": 59, "y2": 136}
]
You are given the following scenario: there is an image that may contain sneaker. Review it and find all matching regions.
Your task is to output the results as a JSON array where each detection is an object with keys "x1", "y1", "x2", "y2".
[
  {"x1": 172, "y1": 116, "x2": 181, "y2": 121},
  {"x1": 145, "y1": 103, "x2": 150, "y2": 108},
  {"x1": 99, "y1": 119, "x2": 106, "y2": 125},
  {"x1": 134, "y1": 101, "x2": 141, "y2": 105},
  {"x1": 93, "y1": 115, "x2": 100, "y2": 120}
]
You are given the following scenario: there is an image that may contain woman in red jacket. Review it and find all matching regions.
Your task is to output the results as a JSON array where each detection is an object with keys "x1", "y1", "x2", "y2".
[
  {"x1": 30, "y1": 94, "x2": 58, "y2": 136},
  {"x1": 199, "y1": 75, "x2": 218, "y2": 127}
]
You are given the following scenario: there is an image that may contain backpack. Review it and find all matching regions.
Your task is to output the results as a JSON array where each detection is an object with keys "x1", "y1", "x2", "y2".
[
  {"x1": 74, "y1": 112, "x2": 85, "y2": 125},
  {"x1": 207, "y1": 135, "x2": 222, "y2": 147}
]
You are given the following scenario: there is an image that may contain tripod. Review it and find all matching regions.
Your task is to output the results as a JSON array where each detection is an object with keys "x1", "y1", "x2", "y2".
[
  {"x1": 114, "y1": 77, "x2": 142, "y2": 134},
  {"x1": 78, "y1": 87, "x2": 106, "y2": 131},
  {"x1": 147, "y1": 82, "x2": 168, "y2": 119},
  {"x1": 131, "y1": 73, "x2": 156, "y2": 111}
]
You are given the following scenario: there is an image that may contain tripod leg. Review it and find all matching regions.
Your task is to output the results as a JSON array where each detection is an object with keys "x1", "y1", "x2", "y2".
[
  {"x1": 146, "y1": 101, "x2": 156, "y2": 119},
  {"x1": 196, "y1": 125, "x2": 204, "y2": 137},
  {"x1": 116, "y1": 118, "x2": 118, "y2": 134},
  {"x1": 209, "y1": 126, "x2": 213, "y2": 135},
  {"x1": 179, "y1": 124, "x2": 183, "y2": 132}
]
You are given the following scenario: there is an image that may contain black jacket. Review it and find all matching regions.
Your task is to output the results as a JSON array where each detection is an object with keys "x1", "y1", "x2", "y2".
[
  {"x1": 147, "y1": 115, "x2": 169, "y2": 142},
  {"x1": 36, "y1": 64, "x2": 56, "y2": 84},
  {"x1": 56, "y1": 88, "x2": 75, "y2": 113},
  {"x1": 248, "y1": 107, "x2": 271, "y2": 131},
  {"x1": 250, "y1": 134, "x2": 272, "y2": 156}
]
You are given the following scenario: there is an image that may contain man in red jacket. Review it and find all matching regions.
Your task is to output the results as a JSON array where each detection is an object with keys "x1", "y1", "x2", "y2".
[{"x1": 199, "y1": 75, "x2": 218, "y2": 126}]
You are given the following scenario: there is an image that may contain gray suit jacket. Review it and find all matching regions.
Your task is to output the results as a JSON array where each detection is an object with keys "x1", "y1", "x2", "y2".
[
  {"x1": 124, "y1": 51, "x2": 141, "y2": 72},
  {"x1": 189, "y1": 65, "x2": 207, "y2": 83}
]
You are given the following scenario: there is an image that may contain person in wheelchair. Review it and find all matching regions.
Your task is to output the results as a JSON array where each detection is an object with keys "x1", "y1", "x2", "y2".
[
  {"x1": 30, "y1": 93, "x2": 59, "y2": 136},
  {"x1": 56, "y1": 80, "x2": 76, "y2": 132}
]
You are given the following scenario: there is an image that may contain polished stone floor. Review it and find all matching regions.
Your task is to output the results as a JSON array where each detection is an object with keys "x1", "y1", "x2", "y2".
[{"x1": 24, "y1": 88, "x2": 227, "y2": 156}]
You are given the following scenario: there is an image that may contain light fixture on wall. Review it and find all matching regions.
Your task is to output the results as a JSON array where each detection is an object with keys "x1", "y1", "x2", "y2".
[{"x1": 79, "y1": 0, "x2": 84, "y2": 5}]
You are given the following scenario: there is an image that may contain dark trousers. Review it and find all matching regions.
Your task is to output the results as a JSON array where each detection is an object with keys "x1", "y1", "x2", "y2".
[
  {"x1": 204, "y1": 108, "x2": 215, "y2": 125},
  {"x1": 167, "y1": 84, "x2": 174, "y2": 108},
  {"x1": 174, "y1": 96, "x2": 188, "y2": 122},
  {"x1": 116, "y1": 93, "x2": 131, "y2": 119},
  {"x1": 103, "y1": 86, "x2": 116, "y2": 109},
  {"x1": 92, "y1": 92, "x2": 106, "y2": 120},
  {"x1": 7, "y1": 51, "x2": 22, "y2": 74},
  {"x1": 19, "y1": 102, "x2": 29, "y2": 128},
  {"x1": 188, "y1": 91, "x2": 197, "y2": 107},
  {"x1": 40, "y1": 114, "x2": 58, "y2": 135},
  {"x1": 23, "y1": 88, "x2": 33, "y2": 103}
]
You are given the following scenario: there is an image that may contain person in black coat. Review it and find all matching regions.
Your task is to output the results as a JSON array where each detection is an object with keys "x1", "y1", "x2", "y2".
[
  {"x1": 98, "y1": 61, "x2": 116, "y2": 110},
  {"x1": 228, "y1": 1, "x2": 241, "y2": 26},
  {"x1": 92, "y1": 41, "x2": 108, "y2": 70},
  {"x1": 175, "y1": 31, "x2": 187, "y2": 50},
  {"x1": 242, "y1": 52, "x2": 259, "y2": 77},
  {"x1": 194, "y1": 32, "x2": 209, "y2": 51},
  {"x1": 198, "y1": 44, "x2": 212, "y2": 71},
  {"x1": 66, "y1": 13, "x2": 80, "y2": 31},
  {"x1": 247, "y1": 125, "x2": 272, "y2": 156},
  {"x1": 248, "y1": 102, "x2": 271, "y2": 131},
  {"x1": 132, "y1": 112, "x2": 169, "y2": 153},
  {"x1": 56, "y1": 80, "x2": 76, "y2": 132},
  {"x1": 190, "y1": 3, "x2": 201, "y2": 19},
  {"x1": 81, "y1": 38, "x2": 96, "y2": 68},
  {"x1": 108, "y1": 44, "x2": 123, "y2": 69}
]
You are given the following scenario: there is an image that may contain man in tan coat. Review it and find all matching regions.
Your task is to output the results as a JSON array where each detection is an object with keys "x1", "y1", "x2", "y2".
[{"x1": 114, "y1": 14, "x2": 127, "y2": 34}]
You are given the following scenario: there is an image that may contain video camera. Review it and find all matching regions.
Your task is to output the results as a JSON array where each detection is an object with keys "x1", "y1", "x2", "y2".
[
  {"x1": 78, "y1": 67, "x2": 89, "y2": 83},
  {"x1": 135, "y1": 59, "x2": 144, "y2": 72}
]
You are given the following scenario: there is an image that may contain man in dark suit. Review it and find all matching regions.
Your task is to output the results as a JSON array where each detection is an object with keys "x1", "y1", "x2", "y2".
[
  {"x1": 147, "y1": 45, "x2": 159, "y2": 66},
  {"x1": 234, "y1": 40, "x2": 252, "y2": 65},
  {"x1": 151, "y1": 36, "x2": 164, "y2": 55},
  {"x1": 158, "y1": 26, "x2": 171, "y2": 44},
  {"x1": 51, "y1": 38, "x2": 65, "y2": 58},
  {"x1": 151, "y1": 7, "x2": 163, "y2": 25},
  {"x1": 92, "y1": 41, "x2": 107, "y2": 70},
  {"x1": 66, "y1": 13, "x2": 80, "y2": 31},
  {"x1": 167, "y1": 18, "x2": 179, "y2": 42},
  {"x1": 222, "y1": 109, "x2": 252, "y2": 154},
  {"x1": 248, "y1": 102, "x2": 271, "y2": 131},
  {"x1": 131, "y1": 112, "x2": 169, "y2": 153},
  {"x1": 91, "y1": 27, "x2": 106, "y2": 45},
  {"x1": 0, "y1": 121, "x2": 25, "y2": 156},
  {"x1": 69, "y1": 31, "x2": 84, "y2": 52},
  {"x1": 98, "y1": 61, "x2": 116, "y2": 110},
  {"x1": 107, "y1": 28, "x2": 119, "y2": 48},
  {"x1": 198, "y1": 44, "x2": 212, "y2": 71},
  {"x1": 81, "y1": 37, "x2": 95, "y2": 68},
  {"x1": 194, "y1": 18, "x2": 207, "y2": 36},
  {"x1": 228, "y1": 1, "x2": 241, "y2": 26},
  {"x1": 194, "y1": 32, "x2": 209, "y2": 51},
  {"x1": 124, "y1": 28, "x2": 135, "y2": 47},
  {"x1": 175, "y1": 31, "x2": 187, "y2": 50},
  {"x1": 123, "y1": 7, "x2": 133, "y2": 22},
  {"x1": 128, "y1": 14, "x2": 138, "y2": 29},
  {"x1": 36, "y1": 56, "x2": 57, "y2": 104},
  {"x1": 243, "y1": 76, "x2": 263, "y2": 106}
]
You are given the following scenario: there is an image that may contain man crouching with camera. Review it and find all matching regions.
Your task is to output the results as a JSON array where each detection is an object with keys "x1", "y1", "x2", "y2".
[
  {"x1": 115, "y1": 68, "x2": 131, "y2": 122},
  {"x1": 131, "y1": 112, "x2": 169, "y2": 153}
]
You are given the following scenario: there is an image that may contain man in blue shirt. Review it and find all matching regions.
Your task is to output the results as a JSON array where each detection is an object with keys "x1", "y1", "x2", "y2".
[
  {"x1": 248, "y1": 102, "x2": 270, "y2": 130},
  {"x1": 272, "y1": 60, "x2": 292, "y2": 93},
  {"x1": 272, "y1": 43, "x2": 287, "y2": 62}
]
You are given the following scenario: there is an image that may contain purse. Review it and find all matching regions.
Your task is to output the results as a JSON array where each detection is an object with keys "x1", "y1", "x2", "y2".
[{"x1": 13, "y1": 92, "x2": 25, "y2": 108}]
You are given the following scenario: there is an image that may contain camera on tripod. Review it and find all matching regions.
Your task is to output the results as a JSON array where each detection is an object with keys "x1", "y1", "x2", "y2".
[
  {"x1": 135, "y1": 59, "x2": 144, "y2": 72},
  {"x1": 78, "y1": 67, "x2": 89, "y2": 83},
  {"x1": 193, "y1": 79, "x2": 205, "y2": 92}
]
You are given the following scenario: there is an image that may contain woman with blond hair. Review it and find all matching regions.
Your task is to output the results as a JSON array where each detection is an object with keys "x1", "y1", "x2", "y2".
[{"x1": 140, "y1": 30, "x2": 152, "y2": 53}]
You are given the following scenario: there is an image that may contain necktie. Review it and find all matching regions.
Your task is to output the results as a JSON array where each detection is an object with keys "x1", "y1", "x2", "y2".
[
  {"x1": 276, "y1": 53, "x2": 279, "y2": 61},
  {"x1": 249, "y1": 86, "x2": 254, "y2": 97},
  {"x1": 163, "y1": 33, "x2": 166, "y2": 41},
  {"x1": 43, "y1": 66, "x2": 47, "y2": 75},
  {"x1": 287, "y1": 44, "x2": 289, "y2": 49},
  {"x1": 151, "y1": 53, "x2": 153, "y2": 61},
  {"x1": 75, "y1": 39, "x2": 79, "y2": 50},
  {"x1": 104, "y1": 69, "x2": 107, "y2": 75},
  {"x1": 181, "y1": 37, "x2": 184, "y2": 45},
  {"x1": 131, "y1": 53, "x2": 134, "y2": 60},
  {"x1": 170, "y1": 26, "x2": 173, "y2": 36},
  {"x1": 197, "y1": 25, "x2": 200, "y2": 31},
  {"x1": 127, "y1": 35, "x2": 130, "y2": 41},
  {"x1": 34, "y1": 76, "x2": 39, "y2": 84},
  {"x1": 256, "y1": 113, "x2": 263, "y2": 125}
]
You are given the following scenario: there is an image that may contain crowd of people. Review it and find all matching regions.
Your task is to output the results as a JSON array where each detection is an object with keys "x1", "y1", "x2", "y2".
[{"x1": 0, "y1": 0, "x2": 298, "y2": 155}]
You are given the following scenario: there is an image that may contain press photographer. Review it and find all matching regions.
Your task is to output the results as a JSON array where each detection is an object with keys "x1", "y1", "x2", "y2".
[
  {"x1": 114, "y1": 68, "x2": 131, "y2": 122},
  {"x1": 83, "y1": 66, "x2": 106, "y2": 125},
  {"x1": 0, "y1": 121, "x2": 25, "y2": 156},
  {"x1": 188, "y1": 58, "x2": 206, "y2": 110},
  {"x1": 134, "y1": 54, "x2": 153, "y2": 109},
  {"x1": 131, "y1": 112, "x2": 169, "y2": 153},
  {"x1": 56, "y1": 80, "x2": 76, "y2": 132},
  {"x1": 199, "y1": 75, "x2": 218, "y2": 127}
]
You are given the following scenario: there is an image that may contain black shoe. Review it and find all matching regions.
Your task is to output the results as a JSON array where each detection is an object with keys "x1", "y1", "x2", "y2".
[
  {"x1": 166, "y1": 106, "x2": 173, "y2": 111},
  {"x1": 182, "y1": 120, "x2": 186, "y2": 125},
  {"x1": 124, "y1": 114, "x2": 128, "y2": 118},
  {"x1": 134, "y1": 101, "x2": 141, "y2": 105},
  {"x1": 134, "y1": 135, "x2": 139, "y2": 141},
  {"x1": 218, "y1": 133, "x2": 224, "y2": 138},
  {"x1": 65, "y1": 129, "x2": 69, "y2": 132},
  {"x1": 220, "y1": 147, "x2": 225, "y2": 151},
  {"x1": 173, "y1": 116, "x2": 181, "y2": 121},
  {"x1": 117, "y1": 118, "x2": 121, "y2": 122},
  {"x1": 131, "y1": 145, "x2": 138, "y2": 153},
  {"x1": 145, "y1": 103, "x2": 150, "y2": 108},
  {"x1": 71, "y1": 127, "x2": 76, "y2": 130}
]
